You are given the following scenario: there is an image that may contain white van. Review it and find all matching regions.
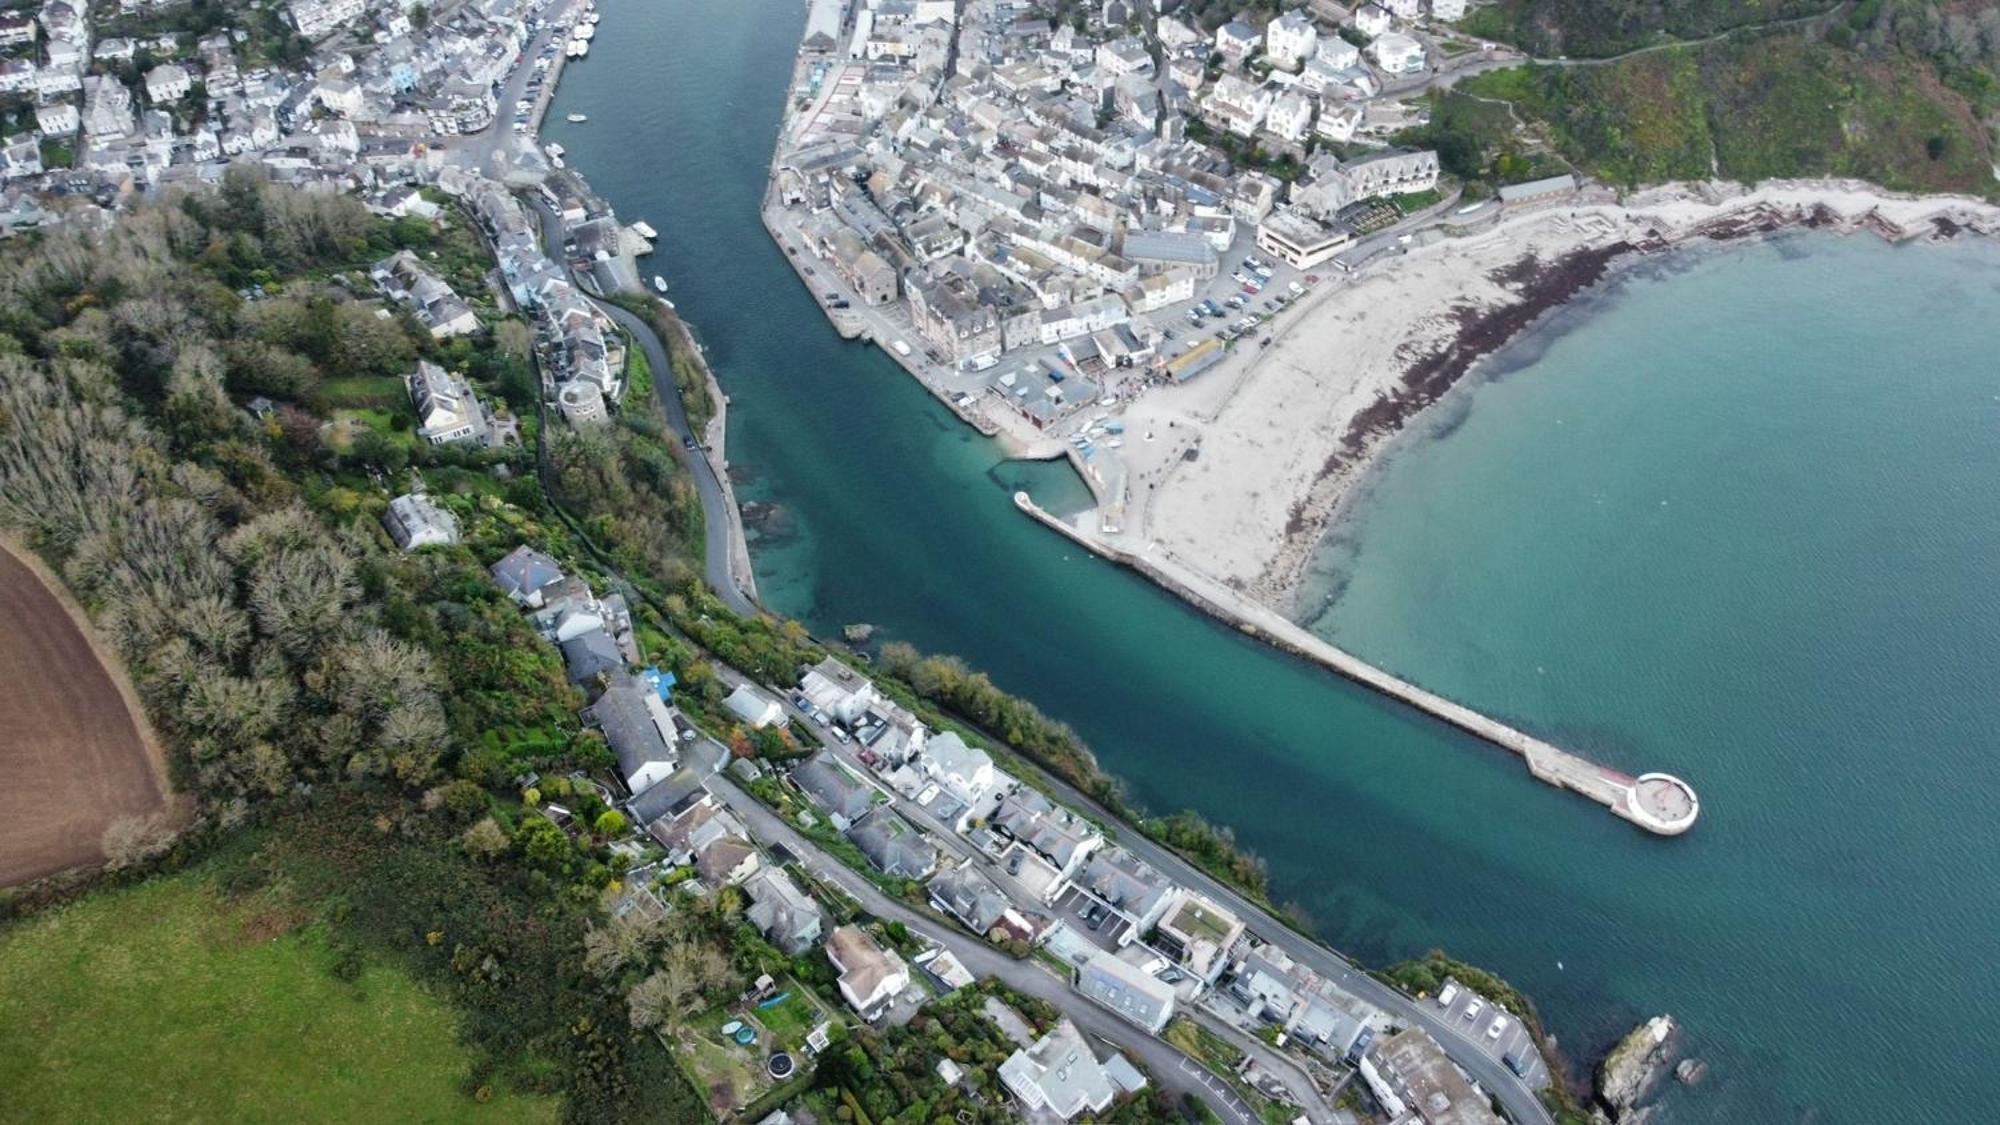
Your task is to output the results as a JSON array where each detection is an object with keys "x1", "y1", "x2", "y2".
[{"x1": 1436, "y1": 983, "x2": 1460, "y2": 1008}]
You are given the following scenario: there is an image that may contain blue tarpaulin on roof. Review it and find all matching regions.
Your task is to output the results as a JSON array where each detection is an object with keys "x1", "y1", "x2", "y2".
[{"x1": 643, "y1": 666, "x2": 677, "y2": 700}]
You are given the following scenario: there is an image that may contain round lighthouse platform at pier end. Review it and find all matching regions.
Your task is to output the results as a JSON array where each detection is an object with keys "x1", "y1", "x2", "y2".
[{"x1": 1627, "y1": 773, "x2": 1700, "y2": 835}]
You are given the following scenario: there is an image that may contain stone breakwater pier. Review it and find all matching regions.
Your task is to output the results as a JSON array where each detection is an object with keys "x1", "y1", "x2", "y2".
[{"x1": 1014, "y1": 493, "x2": 1700, "y2": 835}]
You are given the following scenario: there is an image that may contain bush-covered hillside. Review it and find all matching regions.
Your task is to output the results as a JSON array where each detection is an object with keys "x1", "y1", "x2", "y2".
[{"x1": 1451, "y1": 1, "x2": 2000, "y2": 194}]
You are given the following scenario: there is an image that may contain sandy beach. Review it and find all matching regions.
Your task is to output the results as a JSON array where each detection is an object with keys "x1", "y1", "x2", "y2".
[{"x1": 1089, "y1": 179, "x2": 2000, "y2": 617}]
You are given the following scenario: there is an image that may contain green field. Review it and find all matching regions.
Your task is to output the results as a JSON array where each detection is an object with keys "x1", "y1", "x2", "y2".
[{"x1": 0, "y1": 873, "x2": 556, "y2": 1124}]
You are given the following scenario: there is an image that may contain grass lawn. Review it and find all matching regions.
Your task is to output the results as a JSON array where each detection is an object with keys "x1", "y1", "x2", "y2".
[
  {"x1": 0, "y1": 872, "x2": 555, "y2": 1124},
  {"x1": 320, "y1": 374, "x2": 407, "y2": 408},
  {"x1": 328, "y1": 408, "x2": 418, "y2": 452},
  {"x1": 1170, "y1": 897, "x2": 1238, "y2": 946},
  {"x1": 673, "y1": 1006, "x2": 771, "y2": 1120},
  {"x1": 749, "y1": 978, "x2": 833, "y2": 1050}
]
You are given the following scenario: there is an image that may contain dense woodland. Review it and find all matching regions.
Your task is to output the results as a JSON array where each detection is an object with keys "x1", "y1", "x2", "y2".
[
  {"x1": 0, "y1": 171, "x2": 721, "y2": 1119},
  {"x1": 0, "y1": 170, "x2": 1272, "y2": 1122}
]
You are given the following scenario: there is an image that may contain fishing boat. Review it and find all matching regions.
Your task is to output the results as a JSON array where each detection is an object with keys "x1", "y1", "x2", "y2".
[
  {"x1": 565, "y1": 113, "x2": 587, "y2": 123},
  {"x1": 652, "y1": 275, "x2": 669, "y2": 294},
  {"x1": 631, "y1": 220, "x2": 658, "y2": 241}
]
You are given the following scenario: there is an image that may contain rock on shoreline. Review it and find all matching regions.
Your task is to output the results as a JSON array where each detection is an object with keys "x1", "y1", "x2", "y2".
[{"x1": 1596, "y1": 1014, "x2": 1678, "y2": 1122}]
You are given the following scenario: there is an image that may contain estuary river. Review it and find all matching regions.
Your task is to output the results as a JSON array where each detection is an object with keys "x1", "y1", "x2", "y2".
[{"x1": 545, "y1": 3, "x2": 2000, "y2": 1119}]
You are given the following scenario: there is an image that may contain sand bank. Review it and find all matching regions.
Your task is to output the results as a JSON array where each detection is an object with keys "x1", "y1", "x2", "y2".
[{"x1": 1105, "y1": 180, "x2": 2000, "y2": 615}]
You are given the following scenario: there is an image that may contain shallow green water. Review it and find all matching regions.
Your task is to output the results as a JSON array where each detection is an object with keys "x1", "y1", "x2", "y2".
[{"x1": 546, "y1": 5, "x2": 2000, "y2": 1119}]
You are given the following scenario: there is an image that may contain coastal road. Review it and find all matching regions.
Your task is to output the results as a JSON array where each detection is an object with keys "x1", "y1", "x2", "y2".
[
  {"x1": 787, "y1": 683, "x2": 1561, "y2": 1124},
  {"x1": 526, "y1": 196, "x2": 759, "y2": 616},
  {"x1": 707, "y1": 772, "x2": 1250, "y2": 1123}
]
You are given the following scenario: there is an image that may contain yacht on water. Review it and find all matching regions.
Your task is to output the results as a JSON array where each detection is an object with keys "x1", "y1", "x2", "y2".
[
  {"x1": 632, "y1": 220, "x2": 658, "y2": 240},
  {"x1": 652, "y1": 275, "x2": 669, "y2": 294},
  {"x1": 565, "y1": 113, "x2": 587, "y2": 123}
]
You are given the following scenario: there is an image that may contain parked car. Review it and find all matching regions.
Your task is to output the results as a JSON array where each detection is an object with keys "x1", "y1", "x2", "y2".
[
  {"x1": 1487, "y1": 1016, "x2": 1508, "y2": 1040},
  {"x1": 1464, "y1": 998, "x2": 1484, "y2": 1021}
]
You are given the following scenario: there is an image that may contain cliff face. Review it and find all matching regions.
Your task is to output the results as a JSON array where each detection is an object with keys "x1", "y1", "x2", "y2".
[{"x1": 1597, "y1": 1014, "x2": 1677, "y2": 1120}]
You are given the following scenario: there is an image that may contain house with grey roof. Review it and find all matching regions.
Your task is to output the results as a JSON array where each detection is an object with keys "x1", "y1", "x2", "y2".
[
  {"x1": 848, "y1": 807, "x2": 938, "y2": 880},
  {"x1": 695, "y1": 835, "x2": 761, "y2": 888},
  {"x1": 628, "y1": 767, "x2": 708, "y2": 828},
  {"x1": 559, "y1": 627, "x2": 624, "y2": 685},
  {"x1": 991, "y1": 788, "x2": 1102, "y2": 890},
  {"x1": 1073, "y1": 846, "x2": 1177, "y2": 938},
  {"x1": 584, "y1": 674, "x2": 678, "y2": 795},
  {"x1": 723, "y1": 682, "x2": 784, "y2": 728},
  {"x1": 926, "y1": 862, "x2": 1010, "y2": 936},
  {"x1": 744, "y1": 867, "x2": 826, "y2": 956},
  {"x1": 489, "y1": 545, "x2": 565, "y2": 606},
  {"x1": 1076, "y1": 950, "x2": 1177, "y2": 1034},
  {"x1": 998, "y1": 1020, "x2": 1120, "y2": 1122},
  {"x1": 790, "y1": 749, "x2": 877, "y2": 827},
  {"x1": 382, "y1": 492, "x2": 459, "y2": 550}
]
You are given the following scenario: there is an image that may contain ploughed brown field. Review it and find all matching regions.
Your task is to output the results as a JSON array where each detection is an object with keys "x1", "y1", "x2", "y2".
[{"x1": 0, "y1": 540, "x2": 169, "y2": 887}]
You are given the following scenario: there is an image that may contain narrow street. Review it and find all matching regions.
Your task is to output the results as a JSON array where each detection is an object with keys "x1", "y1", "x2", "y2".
[{"x1": 706, "y1": 770, "x2": 1256, "y2": 1123}]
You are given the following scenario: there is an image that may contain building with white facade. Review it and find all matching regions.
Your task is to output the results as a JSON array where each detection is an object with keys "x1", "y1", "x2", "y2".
[
  {"x1": 1265, "y1": 89, "x2": 1315, "y2": 143},
  {"x1": 1264, "y1": 11, "x2": 1318, "y2": 71},
  {"x1": 143, "y1": 63, "x2": 191, "y2": 103},
  {"x1": 1369, "y1": 31, "x2": 1426, "y2": 75},
  {"x1": 1256, "y1": 207, "x2": 1353, "y2": 270}
]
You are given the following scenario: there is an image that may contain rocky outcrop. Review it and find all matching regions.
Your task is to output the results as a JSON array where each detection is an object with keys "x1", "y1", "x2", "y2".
[{"x1": 1596, "y1": 1014, "x2": 1677, "y2": 1121}]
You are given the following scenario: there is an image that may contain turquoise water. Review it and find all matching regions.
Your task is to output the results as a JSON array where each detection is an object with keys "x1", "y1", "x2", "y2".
[
  {"x1": 546, "y1": 3, "x2": 2000, "y2": 1118},
  {"x1": 1299, "y1": 234, "x2": 2000, "y2": 1119}
]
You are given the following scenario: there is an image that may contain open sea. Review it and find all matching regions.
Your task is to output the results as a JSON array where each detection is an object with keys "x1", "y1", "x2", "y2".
[{"x1": 546, "y1": 3, "x2": 2000, "y2": 1118}]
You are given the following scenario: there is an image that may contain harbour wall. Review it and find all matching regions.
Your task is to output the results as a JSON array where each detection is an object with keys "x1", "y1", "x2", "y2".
[{"x1": 1012, "y1": 493, "x2": 1700, "y2": 835}]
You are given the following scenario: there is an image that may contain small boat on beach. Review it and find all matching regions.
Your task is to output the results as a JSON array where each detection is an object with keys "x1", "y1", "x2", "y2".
[
  {"x1": 652, "y1": 275, "x2": 669, "y2": 294},
  {"x1": 565, "y1": 113, "x2": 588, "y2": 123}
]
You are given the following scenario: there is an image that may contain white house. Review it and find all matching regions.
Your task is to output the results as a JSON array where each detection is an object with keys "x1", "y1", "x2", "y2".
[
  {"x1": 1095, "y1": 37, "x2": 1152, "y2": 79},
  {"x1": 1352, "y1": 3, "x2": 1393, "y2": 39},
  {"x1": 1264, "y1": 11, "x2": 1318, "y2": 71},
  {"x1": 382, "y1": 493, "x2": 459, "y2": 550},
  {"x1": 998, "y1": 1021, "x2": 1121, "y2": 1122},
  {"x1": 722, "y1": 683, "x2": 784, "y2": 729},
  {"x1": 1316, "y1": 35, "x2": 1362, "y2": 70},
  {"x1": 407, "y1": 360, "x2": 489, "y2": 445},
  {"x1": 1369, "y1": 31, "x2": 1427, "y2": 75},
  {"x1": 1206, "y1": 73, "x2": 1272, "y2": 137},
  {"x1": 35, "y1": 100, "x2": 79, "y2": 136},
  {"x1": 1314, "y1": 103, "x2": 1362, "y2": 143},
  {"x1": 919, "y1": 731, "x2": 998, "y2": 810},
  {"x1": 1213, "y1": 20, "x2": 1257, "y2": 62},
  {"x1": 144, "y1": 64, "x2": 192, "y2": 103},
  {"x1": 826, "y1": 925, "x2": 909, "y2": 1020},
  {"x1": 1432, "y1": 0, "x2": 1469, "y2": 19},
  {"x1": 1384, "y1": 0, "x2": 1424, "y2": 20},
  {"x1": 1265, "y1": 89, "x2": 1315, "y2": 143},
  {"x1": 290, "y1": 0, "x2": 364, "y2": 40}
]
